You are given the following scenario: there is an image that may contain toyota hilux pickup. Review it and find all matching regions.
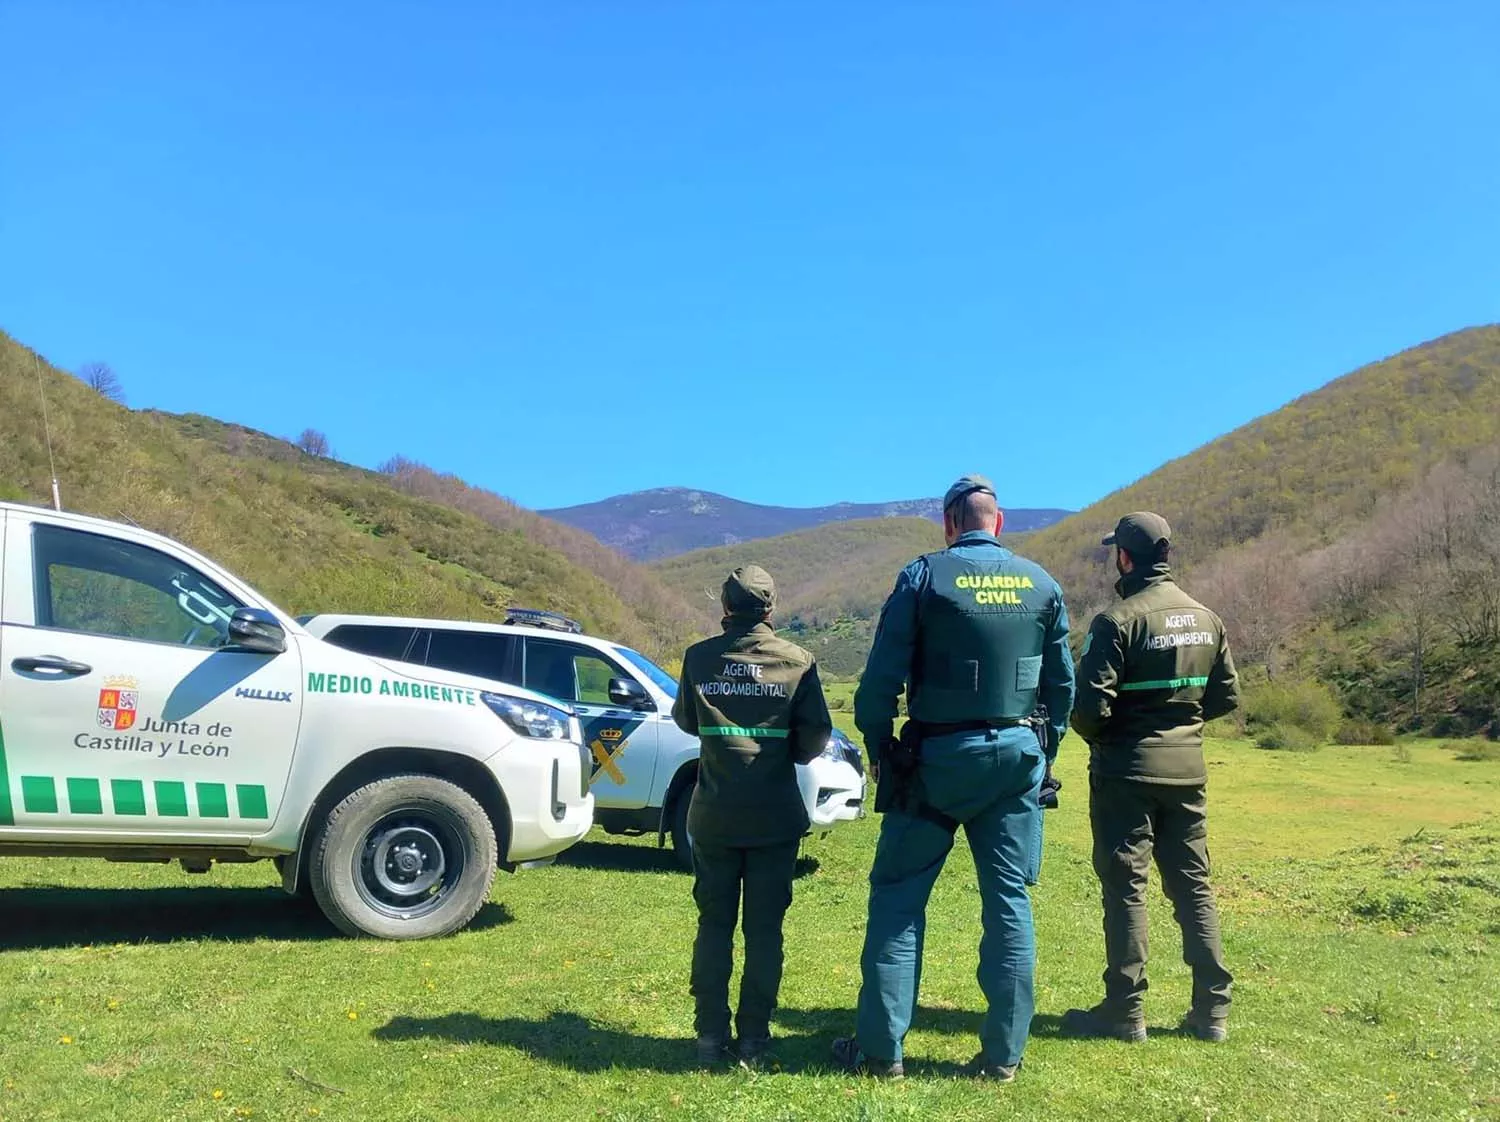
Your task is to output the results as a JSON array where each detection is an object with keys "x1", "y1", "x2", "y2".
[
  {"x1": 0, "y1": 502, "x2": 594, "y2": 939},
  {"x1": 304, "y1": 609, "x2": 866, "y2": 868}
]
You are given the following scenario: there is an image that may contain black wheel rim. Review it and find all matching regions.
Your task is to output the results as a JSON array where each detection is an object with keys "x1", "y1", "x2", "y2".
[{"x1": 352, "y1": 804, "x2": 468, "y2": 920}]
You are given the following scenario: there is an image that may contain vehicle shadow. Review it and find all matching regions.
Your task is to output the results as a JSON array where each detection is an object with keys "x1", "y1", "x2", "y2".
[
  {"x1": 374, "y1": 1010, "x2": 822, "y2": 1073},
  {"x1": 0, "y1": 885, "x2": 512, "y2": 949},
  {"x1": 556, "y1": 840, "x2": 821, "y2": 879}
]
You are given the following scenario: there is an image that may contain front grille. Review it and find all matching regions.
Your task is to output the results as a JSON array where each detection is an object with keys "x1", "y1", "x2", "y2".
[{"x1": 577, "y1": 742, "x2": 591, "y2": 799}]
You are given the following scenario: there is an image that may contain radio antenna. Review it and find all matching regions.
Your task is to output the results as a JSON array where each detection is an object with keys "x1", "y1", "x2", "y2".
[{"x1": 32, "y1": 351, "x2": 62, "y2": 510}]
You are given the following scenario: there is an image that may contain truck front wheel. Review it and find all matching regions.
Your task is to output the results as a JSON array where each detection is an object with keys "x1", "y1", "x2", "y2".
[{"x1": 308, "y1": 774, "x2": 497, "y2": 939}]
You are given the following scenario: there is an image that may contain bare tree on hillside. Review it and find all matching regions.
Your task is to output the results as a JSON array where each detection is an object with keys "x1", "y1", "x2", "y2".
[
  {"x1": 296, "y1": 428, "x2": 331, "y2": 457},
  {"x1": 1196, "y1": 533, "x2": 1310, "y2": 676},
  {"x1": 77, "y1": 361, "x2": 125, "y2": 403}
]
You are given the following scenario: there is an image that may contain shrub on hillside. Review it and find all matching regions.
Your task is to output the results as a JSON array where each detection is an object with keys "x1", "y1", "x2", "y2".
[
  {"x1": 1254, "y1": 722, "x2": 1322, "y2": 752},
  {"x1": 1451, "y1": 740, "x2": 1500, "y2": 762},
  {"x1": 1334, "y1": 718, "x2": 1397, "y2": 746},
  {"x1": 1244, "y1": 678, "x2": 1341, "y2": 748}
]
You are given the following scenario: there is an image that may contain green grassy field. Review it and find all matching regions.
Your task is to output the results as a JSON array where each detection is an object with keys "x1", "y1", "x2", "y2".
[{"x1": 3, "y1": 735, "x2": 1498, "y2": 1122}]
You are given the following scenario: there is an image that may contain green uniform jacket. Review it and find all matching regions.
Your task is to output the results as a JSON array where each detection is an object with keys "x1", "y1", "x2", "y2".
[
  {"x1": 672, "y1": 619, "x2": 834, "y2": 847},
  {"x1": 1071, "y1": 564, "x2": 1240, "y2": 784}
]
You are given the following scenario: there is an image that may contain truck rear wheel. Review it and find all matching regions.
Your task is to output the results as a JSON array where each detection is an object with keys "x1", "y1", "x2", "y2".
[{"x1": 308, "y1": 774, "x2": 497, "y2": 939}]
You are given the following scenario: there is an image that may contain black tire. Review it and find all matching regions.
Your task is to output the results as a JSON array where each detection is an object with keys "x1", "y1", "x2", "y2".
[
  {"x1": 307, "y1": 774, "x2": 497, "y2": 940},
  {"x1": 669, "y1": 789, "x2": 694, "y2": 871}
]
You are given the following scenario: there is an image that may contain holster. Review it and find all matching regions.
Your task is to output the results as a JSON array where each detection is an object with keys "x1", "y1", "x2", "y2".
[{"x1": 874, "y1": 720, "x2": 959, "y2": 833}]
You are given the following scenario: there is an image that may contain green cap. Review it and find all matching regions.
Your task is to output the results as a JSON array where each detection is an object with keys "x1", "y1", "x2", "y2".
[
  {"x1": 722, "y1": 565, "x2": 777, "y2": 618},
  {"x1": 942, "y1": 473, "x2": 997, "y2": 512},
  {"x1": 1102, "y1": 511, "x2": 1172, "y2": 558}
]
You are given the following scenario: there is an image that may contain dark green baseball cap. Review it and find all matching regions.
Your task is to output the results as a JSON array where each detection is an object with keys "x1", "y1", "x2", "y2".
[
  {"x1": 942, "y1": 473, "x2": 997, "y2": 512},
  {"x1": 1102, "y1": 512, "x2": 1172, "y2": 557},
  {"x1": 722, "y1": 564, "x2": 777, "y2": 618}
]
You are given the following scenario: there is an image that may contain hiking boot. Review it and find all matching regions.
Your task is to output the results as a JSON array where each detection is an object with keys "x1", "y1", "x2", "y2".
[
  {"x1": 1181, "y1": 1010, "x2": 1228, "y2": 1043},
  {"x1": 964, "y1": 1053, "x2": 1019, "y2": 1082},
  {"x1": 696, "y1": 1034, "x2": 732, "y2": 1067},
  {"x1": 1060, "y1": 1004, "x2": 1147, "y2": 1043},
  {"x1": 831, "y1": 1036, "x2": 905, "y2": 1078},
  {"x1": 737, "y1": 1035, "x2": 774, "y2": 1070}
]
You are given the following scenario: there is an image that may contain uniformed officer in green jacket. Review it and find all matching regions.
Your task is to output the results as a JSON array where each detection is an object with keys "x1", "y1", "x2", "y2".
[
  {"x1": 833, "y1": 475, "x2": 1075, "y2": 1081},
  {"x1": 672, "y1": 565, "x2": 834, "y2": 1068},
  {"x1": 1064, "y1": 512, "x2": 1240, "y2": 1044}
]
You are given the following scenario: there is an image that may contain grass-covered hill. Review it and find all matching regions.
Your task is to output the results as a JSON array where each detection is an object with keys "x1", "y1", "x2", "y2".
[
  {"x1": 648, "y1": 327, "x2": 1500, "y2": 735},
  {"x1": 1023, "y1": 326, "x2": 1500, "y2": 622},
  {"x1": 0, "y1": 332, "x2": 700, "y2": 660}
]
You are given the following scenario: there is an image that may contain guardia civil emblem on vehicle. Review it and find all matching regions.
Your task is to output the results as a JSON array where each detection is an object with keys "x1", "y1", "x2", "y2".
[{"x1": 97, "y1": 675, "x2": 140, "y2": 731}]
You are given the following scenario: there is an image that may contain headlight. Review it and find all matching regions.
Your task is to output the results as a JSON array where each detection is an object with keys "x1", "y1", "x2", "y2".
[
  {"x1": 483, "y1": 692, "x2": 571, "y2": 740},
  {"x1": 822, "y1": 730, "x2": 864, "y2": 775}
]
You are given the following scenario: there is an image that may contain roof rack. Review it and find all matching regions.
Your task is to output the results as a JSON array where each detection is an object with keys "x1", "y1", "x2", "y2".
[{"x1": 504, "y1": 607, "x2": 583, "y2": 634}]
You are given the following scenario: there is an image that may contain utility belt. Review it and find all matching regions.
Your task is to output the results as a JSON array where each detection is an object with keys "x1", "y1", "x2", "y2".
[
  {"x1": 874, "y1": 710, "x2": 1051, "y2": 832},
  {"x1": 914, "y1": 716, "x2": 1028, "y2": 738}
]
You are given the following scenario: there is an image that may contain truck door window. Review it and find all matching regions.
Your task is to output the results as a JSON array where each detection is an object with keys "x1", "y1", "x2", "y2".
[
  {"x1": 423, "y1": 630, "x2": 521, "y2": 684},
  {"x1": 31, "y1": 524, "x2": 243, "y2": 649},
  {"x1": 524, "y1": 638, "x2": 625, "y2": 705}
]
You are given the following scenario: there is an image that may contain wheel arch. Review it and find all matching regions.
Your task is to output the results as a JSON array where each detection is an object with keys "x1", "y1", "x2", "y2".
[
  {"x1": 656, "y1": 759, "x2": 698, "y2": 849},
  {"x1": 280, "y1": 748, "x2": 513, "y2": 895}
]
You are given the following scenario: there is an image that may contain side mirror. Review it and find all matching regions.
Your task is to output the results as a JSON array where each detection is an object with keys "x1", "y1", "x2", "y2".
[
  {"x1": 228, "y1": 608, "x2": 287, "y2": 654},
  {"x1": 607, "y1": 676, "x2": 652, "y2": 710}
]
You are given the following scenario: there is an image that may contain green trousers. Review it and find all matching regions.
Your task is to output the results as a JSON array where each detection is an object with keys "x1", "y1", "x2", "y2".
[
  {"x1": 1088, "y1": 773, "x2": 1233, "y2": 1018},
  {"x1": 855, "y1": 726, "x2": 1045, "y2": 1067},
  {"x1": 690, "y1": 839, "x2": 800, "y2": 1041}
]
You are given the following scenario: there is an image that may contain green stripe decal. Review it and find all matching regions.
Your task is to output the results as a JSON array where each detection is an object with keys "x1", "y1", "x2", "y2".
[
  {"x1": 67, "y1": 777, "x2": 104, "y2": 815},
  {"x1": 196, "y1": 782, "x2": 230, "y2": 818},
  {"x1": 236, "y1": 784, "x2": 269, "y2": 819},
  {"x1": 22, "y1": 776, "x2": 58, "y2": 814},
  {"x1": 154, "y1": 780, "x2": 190, "y2": 817},
  {"x1": 1119, "y1": 676, "x2": 1211, "y2": 691},
  {"x1": 698, "y1": 726, "x2": 791, "y2": 738},
  {"x1": 112, "y1": 779, "x2": 148, "y2": 816},
  {"x1": 0, "y1": 723, "x2": 12, "y2": 826}
]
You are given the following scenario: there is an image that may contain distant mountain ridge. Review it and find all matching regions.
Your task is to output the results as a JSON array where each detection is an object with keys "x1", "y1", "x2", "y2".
[{"x1": 543, "y1": 487, "x2": 1071, "y2": 560}]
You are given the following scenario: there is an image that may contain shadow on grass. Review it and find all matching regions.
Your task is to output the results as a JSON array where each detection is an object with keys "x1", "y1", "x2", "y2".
[
  {"x1": 0, "y1": 885, "x2": 512, "y2": 949},
  {"x1": 374, "y1": 1009, "x2": 1069, "y2": 1075},
  {"x1": 375, "y1": 1011, "x2": 719, "y2": 1073},
  {"x1": 776, "y1": 1004, "x2": 1036, "y2": 1038},
  {"x1": 556, "y1": 840, "x2": 821, "y2": 880}
]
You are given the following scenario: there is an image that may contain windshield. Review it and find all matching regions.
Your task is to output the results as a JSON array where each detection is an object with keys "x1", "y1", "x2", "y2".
[{"x1": 614, "y1": 645, "x2": 678, "y2": 699}]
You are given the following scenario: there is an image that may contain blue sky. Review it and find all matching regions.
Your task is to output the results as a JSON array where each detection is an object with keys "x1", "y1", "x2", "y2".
[{"x1": 2, "y1": 2, "x2": 1497, "y2": 513}]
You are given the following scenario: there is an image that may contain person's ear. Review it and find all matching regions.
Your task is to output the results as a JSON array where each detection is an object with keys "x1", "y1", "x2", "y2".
[{"x1": 993, "y1": 509, "x2": 1004, "y2": 536}]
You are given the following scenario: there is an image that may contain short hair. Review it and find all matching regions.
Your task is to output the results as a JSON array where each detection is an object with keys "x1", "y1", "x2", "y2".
[
  {"x1": 1126, "y1": 542, "x2": 1170, "y2": 567},
  {"x1": 952, "y1": 489, "x2": 998, "y2": 532}
]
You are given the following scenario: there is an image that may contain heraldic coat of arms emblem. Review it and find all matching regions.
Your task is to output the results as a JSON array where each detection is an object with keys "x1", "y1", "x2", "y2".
[{"x1": 97, "y1": 675, "x2": 140, "y2": 731}]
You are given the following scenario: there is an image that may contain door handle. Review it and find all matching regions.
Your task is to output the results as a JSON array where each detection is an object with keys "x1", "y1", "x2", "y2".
[{"x1": 12, "y1": 655, "x2": 93, "y2": 678}]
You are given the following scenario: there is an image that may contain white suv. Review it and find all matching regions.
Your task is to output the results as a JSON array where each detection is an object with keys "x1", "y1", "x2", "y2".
[
  {"x1": 303, "y1": 610, "x2": 866, "y2": 866},
  {"x1": 0, "y1": 502, "x2": 593, "y2": 939}
]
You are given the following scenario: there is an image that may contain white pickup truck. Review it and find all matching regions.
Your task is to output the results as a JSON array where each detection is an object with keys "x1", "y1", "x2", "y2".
[
  {"x1": 303, "y1": 609, "x2": 867, "y2": 867},
  {"x1": 0, "y1": 501, "x2": 594, "y2": 939}
]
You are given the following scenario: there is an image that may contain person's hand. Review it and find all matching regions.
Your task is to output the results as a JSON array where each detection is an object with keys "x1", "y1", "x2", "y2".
[{"x1": 1039, "y1": 767, "x2": 1062, "y2": 810}]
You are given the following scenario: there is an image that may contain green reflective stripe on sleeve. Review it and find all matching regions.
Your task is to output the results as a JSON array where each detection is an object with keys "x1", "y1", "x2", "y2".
[
  {"x1": 1119, "y1": 676, "x2": 1211, "y2": 691},
  {"x1": 698, "y1": 726, "x2": 791, "y2": 738},
  {"x1": 0, "y1": 724, "x2": 12, "y2": 826}
]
